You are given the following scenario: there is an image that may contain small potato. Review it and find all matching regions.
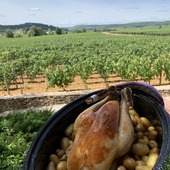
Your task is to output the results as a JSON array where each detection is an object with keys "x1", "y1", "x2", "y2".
[
  {"x1": 142, "y1": 136, "x2": 149, "y2": 145},
  {"x1": 47, "y1": 161, "x2": 55, "y2": 170},
  {"x1": 123, "y1": 156, "x2": 136, "y2": 170},
  {"x1": 140, "y1": 117, "x2": 151, "y2": 127},
  {"x1": 131, "y1": 115, "x2": 138, "y2": 126},
  {"x1": 155, "y1": 126, "x2": 162, "y2": 132},
  {"x1": 135, "y1": 123, "x2": 146, "y2": 132},
  {"x1": 56, "y1": 161, "x2": 67, "y2": 170},
  {"x1": 129, "y1": 109, "x2": 139, "y2": 117},
  {"x1": 64, "y1": 123, "x2": 74, "y2": 137},
  {"x1": 155, "y1": 126, "x2": 163, "y2": 137},
  {"x1": 134, "y1": 155, "x2": 140, "y2": 161},
  {"x1": 56, "y1": 149, "x2": 65, "y2": 158},
  {"x1": 137, "y1": 139, "x2": 147, "y2": 145},
  {"x1": 117, "y1": 165, "x2": 127, "y2": 170},
  {"x1": 135, "y1": 165, "x2": 152, "y2": 170},
  {"x1": 141, "y1": 155, "x2": 149, "y2": 164},
  {"x1": 149, "y1": 140, "x2": 158, "y2": 148},
  {"x1": 136, "y1": 160, "x2": 145, "y2": 166},
  {"x1": 148, "y1": 126, "x2": 155, "y2": 132},
  {"x1": 134, "y1": 115, "x2": 140, "y2": 124},
  {"x1": 147, "y1": 130, "x2": 158, "y2": 140},
  {"x1": 60, "y1": 137, "x2": 70, "y2": 151},
  {"x1": 135, "y1": 132, "x2": 144, "y2": 139},
  {"x1": 131, "y1": 143, "x2": 149, "y2": 156},
  {"x1": 146, "y1": 153, "x2": 159, "y2": 169},
  {"x1": 152, "y1": 119, "x2": 161, "y2": 126},
  {"x1": 49, "y1": 154, "x2": 60, "y2": 165}
]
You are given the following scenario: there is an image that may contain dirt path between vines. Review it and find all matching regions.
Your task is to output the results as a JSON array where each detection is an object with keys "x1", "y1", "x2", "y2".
[
  {"x1": 101, "y1": 32, "x2": 144, "y2": 36},
  {"x1": 0, "y1": 73, "x2": 170, "y2": 97}
]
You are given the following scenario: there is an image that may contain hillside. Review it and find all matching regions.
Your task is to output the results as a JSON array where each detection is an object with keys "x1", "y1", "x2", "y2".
[
  {"x1": 0, "y1": 20, "x2": 170, "y2": 32},
  {"x1": 68, "y1": 20, "x2": 170, "y2": 31},
  {"x1": 0, "y1": 22, "x2": 56, "y2": 32}
]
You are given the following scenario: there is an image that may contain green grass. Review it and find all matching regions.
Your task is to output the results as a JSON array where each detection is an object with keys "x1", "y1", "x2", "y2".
[
  {"x1": 0, "y1": 109, "x2": 53, "y2": 170},
  {"x1": 111, "y1": 25, "x2": 170, "y2": 35}
]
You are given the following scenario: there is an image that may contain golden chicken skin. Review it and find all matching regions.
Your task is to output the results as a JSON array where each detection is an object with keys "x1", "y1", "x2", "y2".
[{"x1": 67, "y1": 87, "x2": 134, "y2": 170}]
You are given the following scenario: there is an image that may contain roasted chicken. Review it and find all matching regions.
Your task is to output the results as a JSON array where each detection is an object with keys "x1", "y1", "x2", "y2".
[{"x1": 67, "y1": 87, "x2": 134, "y2": 170}]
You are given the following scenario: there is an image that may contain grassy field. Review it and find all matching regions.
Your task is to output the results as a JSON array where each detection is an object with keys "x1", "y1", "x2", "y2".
[{"x1": 111, "y1": 25, "x2": 170, "y2": 35}]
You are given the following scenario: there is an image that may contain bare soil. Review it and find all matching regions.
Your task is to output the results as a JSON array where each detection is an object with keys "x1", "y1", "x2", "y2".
[
  {"x1": 0, "y1": 73, "x2": 169, "y2": 96},
  {"x1": 101, "y1": 32, "x2": 144, "y2": 36}
]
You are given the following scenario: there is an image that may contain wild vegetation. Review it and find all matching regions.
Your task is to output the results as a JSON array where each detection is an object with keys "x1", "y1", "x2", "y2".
[{"x1": 0, "y1": 109, "x2": 53, "y2": 170}]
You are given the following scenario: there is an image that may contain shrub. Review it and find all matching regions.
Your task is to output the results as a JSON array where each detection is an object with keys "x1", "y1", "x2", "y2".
[
  {"x1": 5, "y1": 29, "x2": 14, "y2": 38},
  {"x1": 0, "y1": 109, "x2": 53, "y2": 169}
]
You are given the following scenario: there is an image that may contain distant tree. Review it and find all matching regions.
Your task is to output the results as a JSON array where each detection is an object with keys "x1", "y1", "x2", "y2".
[
  {"x1": 30, "y1": 26, "x2": 39, "y2": 36},
  {"x1": 74, "y1": 29, "x2": 86, "y2": 33},
  {"x1": 61, "y1": 28, "x2": 68, "y2": 34},
  {"x1": 37, "y1": 27, "x2": 45, "y2": 35},
  {"x1": 82, "y1": 28, "x2": 86, "y2": 32},
  {"x1": 47, "y1": 28, "x2": 52, "y2": 35},
  {"x1": 27, "y1": 25, "x2": 45, "y2": 36},
  {"x1": 94, "y1": 28, "x2": 97, "y2": 32},
  {"x1": 55, "y1": 27, "x2": 62, "y2": 35},
  {"x1": 24, "y1": 27, "x2": 29, "y2": 34},
  {"x1": 14, "y1": 29, "x2": 23, "y2": 38},
  {"x1": 27, "y1": 29, "x2": 34, "y2": 37},
  {"x1": 5, "y1": 29, "x2": 14, "y2": 38}
]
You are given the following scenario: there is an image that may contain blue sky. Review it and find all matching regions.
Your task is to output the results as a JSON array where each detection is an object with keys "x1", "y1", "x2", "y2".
[{"x1": 0, "y1": 0, "x2": 170, "y2": 27}]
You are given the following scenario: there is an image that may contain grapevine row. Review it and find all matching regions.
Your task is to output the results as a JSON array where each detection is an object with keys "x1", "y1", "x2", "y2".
[{"x1": 0, "y1": 33, "x2": 170, "y2": 94}]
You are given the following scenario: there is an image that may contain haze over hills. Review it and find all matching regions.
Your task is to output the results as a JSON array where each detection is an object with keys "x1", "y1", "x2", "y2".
[{"x1": 0, "y1": 20, "x2": 170, "y2": 32}]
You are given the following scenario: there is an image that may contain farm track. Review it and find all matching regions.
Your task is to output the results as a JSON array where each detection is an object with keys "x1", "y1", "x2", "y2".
[{"x1": 101, "y1": 32, "x2": 144, "y2": 36}]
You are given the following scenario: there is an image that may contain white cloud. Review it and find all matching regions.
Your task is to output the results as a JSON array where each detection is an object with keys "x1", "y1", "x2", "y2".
[
  {"x1": 28, "y1": 7, "x2": 41, "y2": 11},
  {"x1": 27, "y1": 7, "x2": 41, "y2": 17}
]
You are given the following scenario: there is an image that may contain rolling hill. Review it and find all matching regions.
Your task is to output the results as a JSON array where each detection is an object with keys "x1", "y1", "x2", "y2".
[
  {"x1": 0, "y1": 20, "x2": 170, "y2": 32},
  {"x1": 0, "y1": 23, "x2": 56, "y2": 32}
]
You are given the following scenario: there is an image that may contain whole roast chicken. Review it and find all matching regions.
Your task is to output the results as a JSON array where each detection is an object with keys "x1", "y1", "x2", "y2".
[{"x1": 67, "y1": 87, "x2": 134, "y2": 170}]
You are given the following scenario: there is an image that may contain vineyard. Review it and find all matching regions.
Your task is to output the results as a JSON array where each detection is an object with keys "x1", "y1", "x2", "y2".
[
  {"x1": 0, "y1": 32, "x2": 170, "y2": 96},
  {"x1": 111, "y1": 25, "x2": 170, "y2": 36}
]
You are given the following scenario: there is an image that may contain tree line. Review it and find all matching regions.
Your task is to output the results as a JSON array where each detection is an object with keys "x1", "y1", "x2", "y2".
[{"x1": 4, "y1": 25, "x2": 68, "y2": 38}]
